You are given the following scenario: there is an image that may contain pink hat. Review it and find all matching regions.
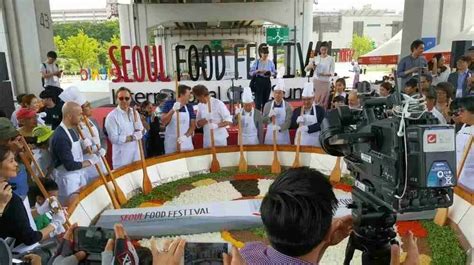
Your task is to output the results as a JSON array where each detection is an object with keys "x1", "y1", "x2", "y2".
[{"x1": 16, "y1": 108, "x2": 37, "y2": 120}]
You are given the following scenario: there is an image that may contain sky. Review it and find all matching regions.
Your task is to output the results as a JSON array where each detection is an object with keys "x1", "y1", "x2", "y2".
[{"x1": 49, "y1": 0, "x2": 404, "y2": 12}]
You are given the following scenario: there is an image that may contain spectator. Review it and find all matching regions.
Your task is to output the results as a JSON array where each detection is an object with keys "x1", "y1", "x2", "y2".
[
  {"x1": 397, "y1": 40, "x2": 428, "y2": 89},
  {"x1": 0, "y1": 146, "x2": 66, "y2": 248},
  {"x1": 20, "y1": 94, "x2": 45, "y2": 127},
  {"x1": 28, "y1": 178, "x2": 58, "y2": 230},
  {"x1": 449, "y1": 98, "x2": 464, "y2": 132},
  {"x1": 435, "y1": 82, "x2": 455, "y2": 123},
  {"x1": 348, "y1": 90, "x2": 361, "y2": 109},
  {"x1": 379, "y1": 82, "x2": 394, "y2": 97},
  {"x1": 31, "y1": 125, "x2": 54, "y2": 178},
  {"x1": 239, "y1": 167, "x2": 419, "y2": 264},
  {"x1": 327, "y1": 78, "x2": 348, "y2": 109},
  {"x1": 429, "y1": 53, "x2": 451, "y2": 85},
  {"x1": 332, "y1": 95, "x2": 346, "y2": 109},
  {"x1": 305, "y1": 41, "x2": 335, "y2": 109},
  {"x1": 448, "y1": 55, "x2": 472, "y2": 98},
  {"x1": 16, "y1": 108, "x2": 38, "y2": 138},
  {"x1": 249, "y1": 45, "x2": 276, "y2": 111},
  {"x1": 350, "y1": 61, "x2": 360, "y2": 89},
  {"x1": 456, "y1": 96, "x2": 474, "y2": 191},
  {"x1": 10, "y1": 93, "x2": 26, "y2": 128},
  {"x1": 425, "y1": 91, "x2": 447, "y2": 124},
  {"x1": 40, "y1": 51, "x2": 62, "y2": 88},
  {"x1": 140, "y1": 100, "x2": 155, "y2": 157},
  {"x1": 39, "y1": 89, "x2": 62, "y2": 130},
  {"x1": 467, "y1": 46, "x2": 474, "y2": 71},
  {"x1": 403, "y1": 78, "x2": 419, "y2": 97},
  {"x1": 420, "y1": 74, "x2": 435, "y2": 97}
]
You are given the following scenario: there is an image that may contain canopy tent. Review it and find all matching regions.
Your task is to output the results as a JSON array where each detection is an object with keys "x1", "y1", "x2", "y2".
[
  {"x1": 423, "y1": 24, "x2": 474, "y2": 62},
  {"x1": 358, "y1": 30, "x2": 402, "y2": 65}
]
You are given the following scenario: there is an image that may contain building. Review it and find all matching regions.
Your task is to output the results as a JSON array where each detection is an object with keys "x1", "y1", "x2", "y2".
[{"x1": 312, "y1": 5, "x2": 403, "y2": 50}]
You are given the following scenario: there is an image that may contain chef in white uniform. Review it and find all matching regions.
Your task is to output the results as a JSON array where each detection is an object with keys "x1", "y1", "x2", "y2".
[
  {"x1": 162, "y1": 84, "x2": 196, "y2": 154},
  {"x1": 104, "y1": 87, "x2": 144, "y2": 169},
  {"x1": 233, "y1": 87, "x2": 264, "y2": 145},
  {"x1": 456, "y1": 96, "x2": 474, "y2": 191},
  {"x1": 263, "y1": 78, "x2": 293, "y2": 145},
  {"x1": 291, "y1": 82, "x2": 326, "y2": 147},
  {"x1": 50, "y1": 101, "x2": 101, "y2": 205},
  {"x1": 193, "y1": 85, "x2": 233, "y2": 148}
]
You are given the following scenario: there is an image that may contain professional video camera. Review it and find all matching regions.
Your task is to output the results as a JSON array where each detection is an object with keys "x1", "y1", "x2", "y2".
[{"x1": 320, "y1": 94, "x2": 456, "y2": 265}]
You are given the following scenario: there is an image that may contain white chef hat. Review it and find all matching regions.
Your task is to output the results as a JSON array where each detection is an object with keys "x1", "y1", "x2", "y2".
[
  {"x1": 242, "y1": 87, "x2": 253, "y2": 104},
  {"x1": 302, "y1": 81, "x2": 314, "y2": 98},
  {"x1": 59, "y1": 86, "x2": 87, "y2": 106},
  {"x1": 274, "y1": 78, "x2": 286, "y2": 93}
]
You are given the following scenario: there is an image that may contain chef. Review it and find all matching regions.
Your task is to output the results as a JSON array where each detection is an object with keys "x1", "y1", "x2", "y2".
[
  {"x1": 233, "y1": 87, "x2": 264, "y2": 145},
  {"x1": 290, "y1": 82, "x2": 326, "y2": 147},
  {"x1": 104, "y1": 87, "x2": 144, "y2": 169},
  {"x1": 193, "y1": 85, "x2": 233, "y2": 148},
  {"x1": 50, "y1": 101, "x2": 100, "y2": 205},
  {"x1": 263, "y1": 78, "x2": 293, "y2": 145},
  {"x1": 456, "y1": 96, "x2": 474, "y2": 191},
  {"x1": 161, "y1": 84, "x2": 196, "y2": 154}
]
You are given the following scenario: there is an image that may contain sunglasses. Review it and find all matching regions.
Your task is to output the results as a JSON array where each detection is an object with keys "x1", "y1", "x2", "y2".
[{"x1": 118, "y1": 97, "x2": 131, "y2": 101}]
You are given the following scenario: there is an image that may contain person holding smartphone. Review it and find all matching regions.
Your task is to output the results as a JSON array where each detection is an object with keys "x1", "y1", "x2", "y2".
[
  {"x1": 305, "y1": 42, "x2": 335, "y2": 110},
  {"x1": 41, "y1": 51, "x2": 62, "y2": 88},
  {"x1": 249, "y1": 45, "x2": 276, "y2": 111}
]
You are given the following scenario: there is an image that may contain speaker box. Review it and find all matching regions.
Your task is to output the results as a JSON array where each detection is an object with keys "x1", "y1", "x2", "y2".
[
  {"x1": 450, "y1": 40, "x2": 472, "y2": 68},
  {"x1": 0, "y1": 53, "x2": 9, "y2": 81},
  {"x1": 0, "y1": 81, "x2": 14, "y2": 118}
]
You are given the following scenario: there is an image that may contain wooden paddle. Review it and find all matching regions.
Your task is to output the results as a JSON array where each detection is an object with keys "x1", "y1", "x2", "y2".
[
  {"x1": 175, "y1": 72, "x2": 181, "y2": 152},
  {"x1": 208, "y1": 100, "x2": 220, "y2": 173},
  {"x1": 19, "y1": 137, "x2": 71, "y2": 228},
  {"x1": 292, "y1": 106, "x2": 305, "y2": 168},
  {"x1": 76, "y1": 126, "x2": 121, "y2": 209},
  {"x1": 133, "y1": 110, "x2": 152, "y2": 195},
  {"x1": 238, "y1": 105, "x2": 247, "y2": 172},
  {"x1": 434, "y1": 135, "x2": 473, "y2": 226},
  {"x1": 271, "y1": 115, "x2": 281, "y2": 174},
  {"x1": 82, "y1": 116, "x2": 127, "y2": 205},
  {"x1": 329, "y1": 157, "x2": 342, "y2": 183}
]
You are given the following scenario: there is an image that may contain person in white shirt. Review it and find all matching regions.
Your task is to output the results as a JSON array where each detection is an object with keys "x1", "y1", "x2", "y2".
[
  {"x1": 40, "y1": 51, "x2": 62, "y2": 88},
  {"x1": 193, "y1": 85, "x2": 233, "y2": 148},
  {"x1": 305, "y1": 42, "x2": 335, "y2": 110},
  {"x1": 425, "y1": 91, "x2": 447, "y2": 124},
  {"x1": 429, "y1": 53, "x2": 451, "y2": 86},
  {"x1": 233, "y1": 87, "x2": 264, "y2": 145},
  {"x1": 456, "y1": 96, "x2": 474, "y2": 191},
  {"x1": 104, "y1": 87, "x2": 144, "y2": 169}
]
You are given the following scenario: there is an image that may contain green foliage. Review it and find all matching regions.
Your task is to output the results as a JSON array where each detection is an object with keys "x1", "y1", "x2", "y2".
[
  {"x1": 61, "y1": 30, "x2": 100, "y2": 69},
  {"x1": 99, "y1": 35, "x2": 122, "y2": 67},
  {"x1": 250, "y1": 227, "x2": 267, "y2": 238},
  {"x1": 422, "y1": 220, "x2": 466, "y2": 265},
  {"x1": 53, "y1": 20, "x2": 120, "y2": 44},
  {"x1": 350, "y1": 34, "x2": 375, "y2": 59}
]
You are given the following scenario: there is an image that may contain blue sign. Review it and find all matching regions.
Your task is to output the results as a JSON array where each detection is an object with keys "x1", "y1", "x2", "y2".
[
  {"x1": 427, "y1": 161, "x2": 455, "y2": 187},
  {"x1": 422, "y1": 37, "x2": 437, "y2": 51}
]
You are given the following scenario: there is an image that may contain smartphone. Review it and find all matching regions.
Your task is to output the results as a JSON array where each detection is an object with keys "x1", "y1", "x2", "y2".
[
  {"x1": 73, "y1": 226, "x2": 114, "y2": 254},
  {"x1": 184, "y1": 243, "x2": 230, "y2": 265}
]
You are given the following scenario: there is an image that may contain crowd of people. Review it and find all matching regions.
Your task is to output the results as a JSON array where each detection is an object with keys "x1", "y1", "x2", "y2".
[{"x1": 0, "y1": 40, "x2": 473, "y2": 264}]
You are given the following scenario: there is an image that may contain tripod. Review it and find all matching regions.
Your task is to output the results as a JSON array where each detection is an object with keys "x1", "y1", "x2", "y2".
[{"x1": 343, "y1": 186, "x2": 398, "y2": 265}]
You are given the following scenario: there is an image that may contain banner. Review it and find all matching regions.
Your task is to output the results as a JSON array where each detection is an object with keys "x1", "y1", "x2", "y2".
[{"x1": 96, "y1": 194, "x2": 352, "y2": 238}]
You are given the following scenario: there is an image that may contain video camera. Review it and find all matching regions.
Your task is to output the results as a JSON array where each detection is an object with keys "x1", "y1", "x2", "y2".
[{"x1": 320, "y1": 95, "x2": 456, "y2": 264}]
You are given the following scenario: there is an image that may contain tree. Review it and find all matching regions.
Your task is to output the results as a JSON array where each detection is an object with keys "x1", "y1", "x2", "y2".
[
  {"x1": 53, "y1": 20, "x2": 120, "y2": 44},
  {"x1": 99, "y1": 35, "x2": 121, "y2": 67},
  {"x1": 350, "y1": 35, "x2": 375, "y2": 59},
  {"x1": 61, "y1": 30, "x2": 100, "y2": 70}
]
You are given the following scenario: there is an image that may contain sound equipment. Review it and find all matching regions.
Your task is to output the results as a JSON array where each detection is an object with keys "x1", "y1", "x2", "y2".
[
  {"x1": 450, "y1": 40, "x2": 472, "y2": 68},
  {"x1": 0, "y1": 53, "x2": 9, "y2": 81}
]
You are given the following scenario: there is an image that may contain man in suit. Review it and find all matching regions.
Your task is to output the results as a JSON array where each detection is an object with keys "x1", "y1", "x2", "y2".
[{"x1": 448, "y1": 55, "x2": 472, "y2": 98}]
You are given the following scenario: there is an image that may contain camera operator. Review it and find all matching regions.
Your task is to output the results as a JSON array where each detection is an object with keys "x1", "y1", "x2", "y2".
[{"x1": 239, "y1": 167, "x2": 420, "y2": 264}]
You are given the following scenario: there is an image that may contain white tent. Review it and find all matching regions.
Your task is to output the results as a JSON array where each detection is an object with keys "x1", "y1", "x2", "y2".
[
  {"x1": 358, "y1": 30, "x2": 402, "y2": 64},
  {"x1": 425, "y1": 25, "x2": 474, "y2": 54}
]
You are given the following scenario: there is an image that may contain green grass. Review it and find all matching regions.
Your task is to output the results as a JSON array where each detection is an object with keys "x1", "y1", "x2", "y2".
[{"x1": 422, "y1": 220, "x2": 466, "y2": 265}]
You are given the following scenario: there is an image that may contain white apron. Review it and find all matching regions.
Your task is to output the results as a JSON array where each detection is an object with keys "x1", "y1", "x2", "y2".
[
  {"x1": 241, "y1": 109, "x2": 259, "y2": 145},
  {"x1": 202, "y1": 100, "x2": 229, "y2": 148},
  {"x1": 264, "y1": 101, "x2": 291, "y2": 145},
  {"x1": 111, "y1": 109, "x2": 140, "y2": 169},
  {"x1": 80, "y1": 121, "x2": 106, "y2": 185},
  {"x1": 300, "y1": 105, "x2": 321, "y2": 147},
  {"x1": 456, "y1": 124, "x2": 474, "y2": 191},
  {"x1": 164, "y1": 105, "x2": 194, "y2": 154},
  {"x1": 53, "y1": 122, "x2": 86, "y2": 205}
]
